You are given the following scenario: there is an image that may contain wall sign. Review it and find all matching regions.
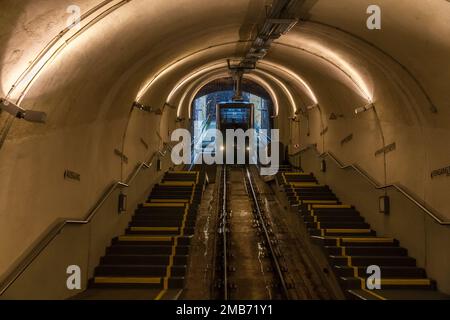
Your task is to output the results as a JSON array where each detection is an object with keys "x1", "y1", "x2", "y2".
[
  {"x1": 341, "y1": 134, "x2": 353, "y2": 146},
  {"x1": 64, "y1": 170, "x2": 81, "y2": 181},
  {"x1": 375, "y1": 143, "x2": 396, "y2": 157},
  {"x1": 431, "y1": 166, "x2": 450, "y2": 179},
  {"x1": 114, "y1": 149, "x2": 129, "y2": 164}
]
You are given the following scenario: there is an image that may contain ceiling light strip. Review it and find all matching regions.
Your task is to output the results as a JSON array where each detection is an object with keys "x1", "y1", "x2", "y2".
[{"x1": 7, "y1": 0, "x2": 131, "y2": 105}]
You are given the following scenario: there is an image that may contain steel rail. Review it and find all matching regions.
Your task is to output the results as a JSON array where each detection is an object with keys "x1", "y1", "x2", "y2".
[
  {"x1": 221, "y1": 165, "x2": 229, "y2": 300},
  {"x1": 245, "y1": 166, "x2": 290, "y2": 299}
]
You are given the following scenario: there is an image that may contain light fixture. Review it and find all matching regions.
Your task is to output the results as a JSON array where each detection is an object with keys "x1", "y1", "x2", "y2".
[
  {"x1": 118, "y1": 192, "x2": 127, "y2": 214},
  {"x1": 260, "y1": 61, "x2": 319, "y2": 105},
  {"x1": 379, "y1": 195, "x2": 390, "y2": 215},
  {"x1": 0, "y1": 98, "x2": 47, "y2": 123},
  {"x1": 164, "y1": 102, "x2": 176, "y2": 109},
  {"x1": 132, "y1": 101, "x2": 161, "y2": 114},
  {"x1": 306, "y1": 103, "x2": 319, "y2": 111},
  {"x1": 253, "y1": 69, "x2": 297, "y2": 116},
  {"x1": 320, "y1": 159, "x2": 327, "y2": 173},
  {"x1": 354, "y1": 103, "x2": 375, "y2": 115},
  {"x1": 157, "y1": 158, "x2": 162, "y2": 171},
  {"x1": 132, "y1": 101, "x2": 152, "y2": 112}
]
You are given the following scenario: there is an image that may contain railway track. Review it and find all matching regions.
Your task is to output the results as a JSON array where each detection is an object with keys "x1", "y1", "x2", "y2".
[{"x1": 214, "y1": 165, "x2": 292, "y2": 300}]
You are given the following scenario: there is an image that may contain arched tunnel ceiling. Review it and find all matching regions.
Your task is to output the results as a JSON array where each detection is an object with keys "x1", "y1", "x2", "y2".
[
  {"x1": 1, "y1": 0, "x2": 449, "y2": 131},
  {"x1": 3, "y1": 0, "x2": 450, "y2": 290},
  {"x1": 195, "y1": 78, "x2": 272, "y2": 101}
]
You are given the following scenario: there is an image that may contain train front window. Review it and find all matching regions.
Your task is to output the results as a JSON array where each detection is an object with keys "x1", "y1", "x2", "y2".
[{"x1": 220, "y1": 107, "x2": 251, "y2": 130}]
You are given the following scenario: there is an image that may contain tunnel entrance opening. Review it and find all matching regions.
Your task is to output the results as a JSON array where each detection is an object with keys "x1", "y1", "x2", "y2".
[{"x1": 191, "y1": 77, "x2": 273, "y2": 165}]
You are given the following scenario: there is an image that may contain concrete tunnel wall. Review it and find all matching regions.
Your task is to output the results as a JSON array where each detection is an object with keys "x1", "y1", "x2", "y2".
[{"x1": 0, "y1": 0, "x2": 449, "y2": 294}]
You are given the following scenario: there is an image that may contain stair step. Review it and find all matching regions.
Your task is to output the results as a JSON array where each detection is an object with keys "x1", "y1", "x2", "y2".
[
  {"x1": 126, "y1": 228, "x2": 195, "y2": 236},
  {"x1": 133, "y1": 213, "x2": 196, "y2": 220},
  {"x1": 325, "y1": 246, "x2": 408, "y2": 256},
  {"x1": 307, "y1": 222, "x2": 371, "y2": 229},
  {"x1": 95, "y1": 265, "x2": 187, "y2": 277},
  {"x1": 330, "y1": 255, "x2": 417, "y2": 267},
  {"x1": 310, "y1": 229, "x2": 376, "y2": 237},
  {"x1": 334, "y1": 266, "x2": 426, "y2": 278},
  {"x1": 304, "y1": 216, "x2": 365, "y2": 223},
  {"x1": 106, "y1": 245, "x2": 190, "y2": 255},
  {"x1": 91, "y1": 276, "x2": 184, "y2": 289},
  {"x1": 101, "y1": 254, "x2": 188, "y2": 266},
  {"x1": 114, "y1": 235, "x2": 191, "y2": 245},
  {"x1": 340, "y1": 277, "x2": 435, "y2": 290},
  {"x1": 129, "y1": 220, "x2": 196, "y2": 227}
]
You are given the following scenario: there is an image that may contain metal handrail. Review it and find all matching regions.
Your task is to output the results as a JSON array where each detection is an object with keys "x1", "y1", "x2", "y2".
[
  {"x1": 0, "y1": 145, "x2": 171, "y2": 296},
  {"x1": 288, "y1": 143, "x2": 317, "y2": 157},
  {"x1": 289, "y1": 145, "x2": 450, "y2": 226}
]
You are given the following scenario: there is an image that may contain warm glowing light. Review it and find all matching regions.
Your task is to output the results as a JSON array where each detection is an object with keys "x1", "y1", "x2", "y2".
[
  {"x1": 306, "y1": 42, "x2": 373, "y2": 102},
  {"x1": 260, "y1": 61, "x2": 319, "y2": 105},
  {"x1": 244, "y1": 74, "x2": 279, "y2": 117},
  {"x1": 252, "y1": 69, "x2": 297, "y2": 116},
  {"x1": 275, "y1": 40, "x2": 373, "y2": 102},
  {"x1": 182, "y1": 73, "x2": 229, "y2": 118},
  {"x1": 136, "y1": 42, "x2": 244, "y2": 101},
  {"x1": 178, "y1": 72, "x2": 281, "y2": 119},
  {"x1": 4, "y1": 0, "x2": 127, "y2": 104},
  {"x1": 167, "y1": 62, "x2": 227, "y2": 103},
  {"x1": 172, "y1": 64, "x2": 299, "y2": 118}
]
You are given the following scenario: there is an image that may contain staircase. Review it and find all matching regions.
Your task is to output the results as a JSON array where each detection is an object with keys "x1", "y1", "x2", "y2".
[
  {"x1": 279, "y1": 169, "x2": 448, "y2": 300},
  {"x1": 86, "y1": 170, "x2": 205, "y2": 298}
]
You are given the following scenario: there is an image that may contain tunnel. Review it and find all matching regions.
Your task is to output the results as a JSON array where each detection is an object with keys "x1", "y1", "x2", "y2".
[{"x1": 0, "y1": 0, "x2": 450, "y2": 304}]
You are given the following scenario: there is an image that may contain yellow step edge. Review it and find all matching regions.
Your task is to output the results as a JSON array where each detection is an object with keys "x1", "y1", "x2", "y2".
[
  {"x1": 290, "y1": 183, "x2": 320, "y2": 187},
  {"x1": 379, "y1": 279, "x2": 431, "y2": 286},
  {"x1": 143, "y1": 203, "x2": 187, "y2": 208},
  {"x1": 168, "y1": 171, "x2": 198, "y2": 174},
  {"x1": 150, "y1": 199, "x2": 191, "y2": 203},
  {"x1": 325, "y1": 229, "x2": 372, "y2": 234},
  {"x1": 284, "y1": 172, "x2": 311, "y2": 176},
  {"x1": 130, "y1": 227, "x2": 179, "y2": 232},
  {"x1": 301, "y1": 200, "x2": 339, "y2": 204},
  {"x1": 312, "y1": 204, "x2": 352, "y2": 209},
  {"x1": 340, "y1": 237, "x2": 394, "y2": 243},
  {"x1": 160, "y1": 182, "x2": 196, "y2": 186},
  {"x1": 155, "y1": 289, "x2": 167, "y2": 300},
  {"x1": 119, "y1": 236, "x2": 173, "y2": 242},
  {"x1": 94, "y1": 277, "x2": 161, "y2": 284}
]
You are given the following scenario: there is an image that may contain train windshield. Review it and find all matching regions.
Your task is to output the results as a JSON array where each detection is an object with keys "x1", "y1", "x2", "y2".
[{"x1": 219, "y1": 106, "x2": 252, "y2": 130}]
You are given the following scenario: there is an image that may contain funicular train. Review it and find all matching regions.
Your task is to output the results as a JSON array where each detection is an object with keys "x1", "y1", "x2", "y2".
[{"x1": 216, "y1": 101, "x2": 254, "y2": 164}]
